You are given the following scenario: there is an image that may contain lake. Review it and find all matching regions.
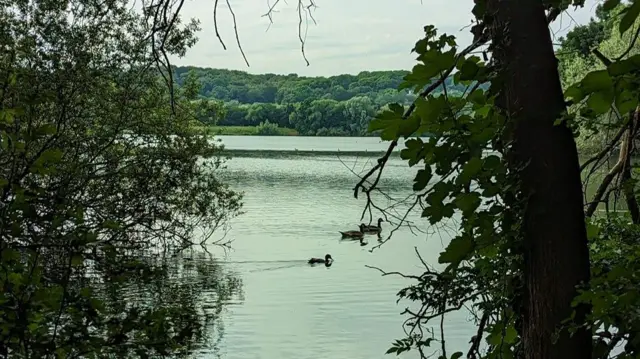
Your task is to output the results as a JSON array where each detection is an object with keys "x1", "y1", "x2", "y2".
[{"x1": 199, "y1": 136, "x2": 476, "y2": 359}]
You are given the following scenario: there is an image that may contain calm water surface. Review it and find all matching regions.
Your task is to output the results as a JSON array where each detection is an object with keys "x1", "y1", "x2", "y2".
[{"x1": 200, "y1": 136, "x2": 475, "y2": 359}]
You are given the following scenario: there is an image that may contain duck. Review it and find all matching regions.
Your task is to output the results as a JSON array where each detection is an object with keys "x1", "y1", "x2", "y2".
[
  {"x1": 308, "y1": 254, "x2": 333, "y2": 265},
  {"x1": 339, "y1": 224, "x2": 365, "y2": 239},
  {"x1": 361, "y1": 218, "x2": 384, "y2": 234}
]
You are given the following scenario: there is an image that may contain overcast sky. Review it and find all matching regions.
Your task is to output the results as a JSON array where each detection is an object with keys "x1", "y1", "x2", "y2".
[{"x1": 170, "y1": 0, "x2": 602, "y2": 76}]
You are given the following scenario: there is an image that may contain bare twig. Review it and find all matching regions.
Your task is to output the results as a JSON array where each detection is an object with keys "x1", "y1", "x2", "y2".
[
  {"x1": 365, "y1": 265, "x2": 423, "y2": 280},
  {"x1": 586, "y1": 126, "x2": 630, "y2": 217},
  {"x1": 226, "y1": 0, "x2": 250, "y2": 67},
  {"x1": 213, "y1": 0, "x2": 227, "y2": 50},
  {"x1": 297, "y1": 0, "x2": 310, "y2": 66},
  {"x1": 260, "y1": 0, "x2": 316, "y2": 64},
  {"x1": 262, "y1": 0, "x2": 282, "y2": 23},
  {"x1": 580, "y1": 123, "x2": 626, "y2": 173},
  {"x1": 616, "y1": 24, "x2": 640, "y2": 61}
]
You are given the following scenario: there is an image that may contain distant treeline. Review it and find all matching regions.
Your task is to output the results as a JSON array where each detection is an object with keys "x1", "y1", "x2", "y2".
[{"x1": 174, "y1": 66, "x2": 468, "y2": 136}]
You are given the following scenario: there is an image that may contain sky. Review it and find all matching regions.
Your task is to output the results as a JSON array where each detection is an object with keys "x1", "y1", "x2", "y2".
[{"x1": 171, "y1": 0, "x2": 602, "y2": 76}]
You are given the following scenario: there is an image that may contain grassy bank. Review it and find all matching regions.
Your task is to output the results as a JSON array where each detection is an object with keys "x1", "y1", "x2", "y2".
[{"x1": 202, "y1": 126, "x2": 299, "y2": 136}]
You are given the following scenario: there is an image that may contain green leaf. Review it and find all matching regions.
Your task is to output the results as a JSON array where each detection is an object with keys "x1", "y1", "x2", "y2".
[
  {"x1": 457, "y1": 156, "x2": 483, "y2": 185},
  {"x1": 487, "y1": 323, "x2": 504, "y2": 346},
  {"x1": 586, "y1": 91, "x2": 614, "y2": 114},
  {"x1": 39, "y1": 148, "x2": 64, "y2": 162},
  {"x1": 396, "y1": 115, "x2": 421, "y2": 138},
  {"x1": 586, "y1": 222, "x2": 600, "y2": 240},
  {"x1": 602, "y1": 0, "x2": 621, "y2": 11},
  {"x1": 399, "y1": 63, "x2": 442, "y2": 92},
  {"x1": 615, "y1": 90, "x2": 638, "y2": 114},
  {"x1": 442, "y1": 203, "x2": 455, "y2": 219},
  {"x1": 438, "y1": 236, "x2": 474, "y2": 264},
  {"x1": 388, "y1": 103, "x2": 404, "y2": 114},
  {"x1": 413, "y1": 166, "x2": 433, "y2": 191},
  {"x1": 386, "y1": 347, "x2": 398, "y2": 354},
  {"x1": 504, "y1": 325, "x2": 518, "y2": 344},
  {"x1": 423, "y1": 205, "x2": 444, "y2": 224},
  {"x1": 36, "y1": 123, "x2": 58, "y2": 136},
  {"x1": 581, "y1": 70, "x2": 612, "y2": 93},
  {"x1": 467, "y1": 88, "x2": 487, "y2": 105},
  {"x1": 8, "y1": 72, "x2": 16, "y2": 86},
  {"x1": 80, "y1": 287, "x2": 92, "y2": 297},
  {"x1": 56, "y1": 347, "x2": 67, "y2": 359},
  {"x1": 90, "y1": 298, "x2": 105, "y2": 311},
  {"x1": 415, "y1": 95, "x2": 447, "y2": 125},
  {"x1": 401, "y1": 138, "x2": 425, "y2": 166},
  {"x1": 564, "y1": 85, "x2": 584, "y2": 102},
  {"x1": 483, "y1": 155, "x2": 501, "y2": 170},
  {"x1": 451, "y1": 352, "x2": 463, "y2": 359},
  {"x1": 1, "y1": 131, "x2": 9, "y2": 151},
  {"x1": 458, "y1": 60, "x2": 480, "y2": 81},
  {"x1": 8, "y1": 272, "x2": 22, "y2": 285},
  {"x1": 418, "y1": 48, "x2": 456, "y2": 72},
  {"x1": 620, "y1": 1, "x2": 640, "y2": 34},
  {"x1": 426, "y1": 181, "x2": 449, "y2": 206},
  {"x1": 454, "y1": 192, "x2": 481, "y2": 214},
  {"x1": 472, "y1": 2, "x2": 486, "y2": 17},
  {"x1": 85, "y1": 231, "x2": 99, "y2": 244},
  {"x1": 474, "y1": 105, "x2": 491, "y2": 118},
  {"x1": 422, "y1": 203, "x2": 454, "y2": 224},
  {"x1": 102, "y1": 220, "x2": 120, "y2": 230},
  {"x1": 71, "y1": 254, "x2": 84, "y2": 267},
  {"x1": 369, "y1": 104, "x2": 404, "y2": 140},
  {"x1": 608, "y1": 54, "x2": 640, "y2": 76}
]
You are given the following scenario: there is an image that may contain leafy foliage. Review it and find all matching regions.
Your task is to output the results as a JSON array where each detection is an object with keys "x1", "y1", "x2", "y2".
[
  {"x1": 0, "y1": 0, "x2": 242, "y2": 357},
  {"x1": 255, "y1": 120, "x2": 282, "y2": 136},
  {"x1": 356, "y1": 1, "x2": 640, "y2": 359},
  {"x1": 173, "y1": 66, "x2": 469, "y2": 104},
  {"x1": 174, "y1": 67, "x2": 469, "y2": 136}
]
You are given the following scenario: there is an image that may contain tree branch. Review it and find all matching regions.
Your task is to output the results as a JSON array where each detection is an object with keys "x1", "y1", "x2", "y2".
[
  {"x1": 579, "y1": 123, "x2": 626, "y2": 173},
  {"x1": 225, "y1": 0, "x2": 249, "y2": 67},
  {"x1": 353, "y1": 38, "x2": 488, "y2": 200},
  {"x1": 466, "y1": 311, "x2": 489, "y2": 359}
]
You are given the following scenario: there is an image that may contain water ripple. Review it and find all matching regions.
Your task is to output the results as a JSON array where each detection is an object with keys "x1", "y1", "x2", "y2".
[{"x1": 198, "y1": 137, "x2": 474, "y2": 359}]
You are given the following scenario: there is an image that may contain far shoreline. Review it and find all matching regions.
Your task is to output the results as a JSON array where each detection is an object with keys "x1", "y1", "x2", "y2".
[{"x1": 200, "y1": 125, "x2": 382, "y2": 137}]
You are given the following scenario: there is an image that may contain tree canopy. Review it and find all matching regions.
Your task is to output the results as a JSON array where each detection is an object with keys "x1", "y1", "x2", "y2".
[
  {"x1": 175, "y1": 67, "x2": 468, "y2": 136},
  {"x1": 174, "y1": 66, "x2": 469, "y2": 104}
]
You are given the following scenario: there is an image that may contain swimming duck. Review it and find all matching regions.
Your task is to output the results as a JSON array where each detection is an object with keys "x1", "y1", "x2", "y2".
[
  {"x1": 339, "y1": 224, "x2": 365, "y2": 239},
  {"x1": 361, "y1": 218, "x2": 384, "y2": 234},
  {"x1": 308, "y1": 254, "x2": 333, "y2": 265}
]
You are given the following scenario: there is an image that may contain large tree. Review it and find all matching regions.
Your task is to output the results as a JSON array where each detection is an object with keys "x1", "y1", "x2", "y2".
[{"x1": 487, "y1": 0, "x2": 591, "y2": 358}]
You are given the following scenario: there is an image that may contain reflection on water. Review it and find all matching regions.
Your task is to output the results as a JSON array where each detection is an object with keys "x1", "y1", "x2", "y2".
[
  {"x1": 85, "y1": 248, "x2": 243, "y2": 358},
  {"x1": 192, "y1": 136, "x2": 476, "y2": 359}
]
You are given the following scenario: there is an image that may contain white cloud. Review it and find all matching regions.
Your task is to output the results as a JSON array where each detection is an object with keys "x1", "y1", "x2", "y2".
[{"x1": 171, "y1": 0, "x2": 600, "y2": 76}]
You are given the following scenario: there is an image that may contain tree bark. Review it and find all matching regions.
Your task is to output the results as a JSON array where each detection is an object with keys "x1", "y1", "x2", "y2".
[{"x1": 487, "y1": 1, "x2": 592, "y2": 358}]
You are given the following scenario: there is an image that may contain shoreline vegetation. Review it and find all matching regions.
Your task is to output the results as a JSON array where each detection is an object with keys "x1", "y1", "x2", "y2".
[
  {"x1": 201, "y1": 125, "x2": 299, "y2": 136},
  {"x1": 177, "y1": 66, "x2": 467, "y2": 137}
]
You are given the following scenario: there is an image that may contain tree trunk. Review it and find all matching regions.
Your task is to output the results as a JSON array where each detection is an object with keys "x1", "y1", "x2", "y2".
[{"x1": 487, "y1": 1, "x2": 592, "y2": 358}]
